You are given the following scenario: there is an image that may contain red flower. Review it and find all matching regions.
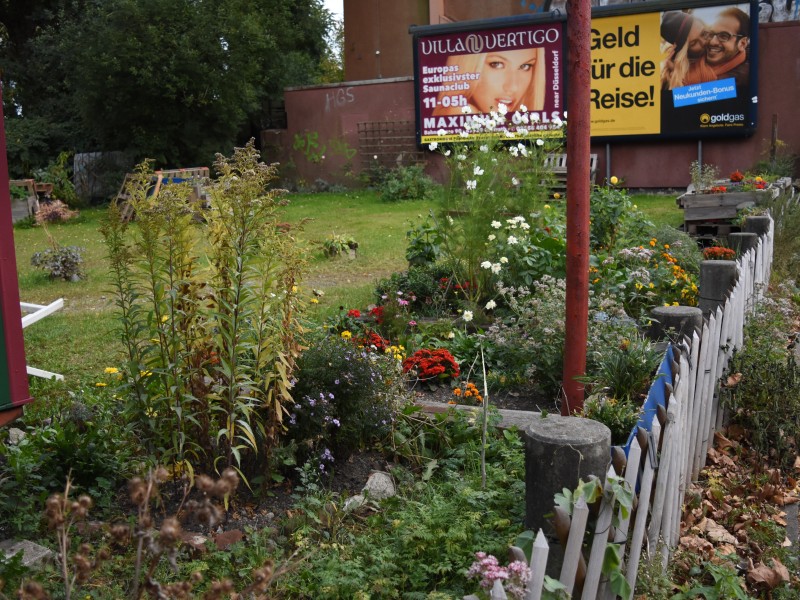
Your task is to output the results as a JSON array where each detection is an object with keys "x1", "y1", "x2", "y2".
[
  {"x1": 730, "y1": 170, "x2": 744, "y2": 182},
  {"x1": 402, "y1": 348, "x2": 460, "y2": 380},
  {"x1": 369, "y1": 305, "x2": 384, "y2": 324},
  {"x1": 347, "y1": 309, "x2": 361, "y2": 318}
]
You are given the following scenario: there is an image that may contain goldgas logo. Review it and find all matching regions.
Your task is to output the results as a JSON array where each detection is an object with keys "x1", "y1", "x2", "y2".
[{"x1": 700, "y1": 113, "x2": 711, "y2": 124}]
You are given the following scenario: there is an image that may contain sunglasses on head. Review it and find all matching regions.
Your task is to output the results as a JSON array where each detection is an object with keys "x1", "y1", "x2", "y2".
[{"x1": 700, "y1": 30, "x2": 745, "y2": 42}]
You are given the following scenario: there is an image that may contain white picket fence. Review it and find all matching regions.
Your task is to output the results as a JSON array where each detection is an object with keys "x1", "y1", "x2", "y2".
[{"x1": 470, "y1": 217, "x2": 774, "y2": 600}]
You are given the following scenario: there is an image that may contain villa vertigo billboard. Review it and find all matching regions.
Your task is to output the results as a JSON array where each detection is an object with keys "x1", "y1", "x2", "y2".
[{"x1": 411, "y1": 0, "x2": 758, "y2": 143}]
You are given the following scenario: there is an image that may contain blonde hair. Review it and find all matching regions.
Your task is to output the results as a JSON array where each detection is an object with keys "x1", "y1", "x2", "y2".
[{"x1": 433, "y1": 48, "x2": 546, "y2": 116}]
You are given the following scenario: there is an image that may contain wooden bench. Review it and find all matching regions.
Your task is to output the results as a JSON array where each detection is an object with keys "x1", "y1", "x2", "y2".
[
  {"x1": 543, "y1": 153, "x2": 598, "y2": 197},
  {"x1": 116, "y1": 167, "x2": 211, "y2": 221}
]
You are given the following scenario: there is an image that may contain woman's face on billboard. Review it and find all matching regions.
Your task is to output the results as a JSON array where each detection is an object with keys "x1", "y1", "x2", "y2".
[{"x1": 471, "y1": 48, "x2": 537, "y2": 113}]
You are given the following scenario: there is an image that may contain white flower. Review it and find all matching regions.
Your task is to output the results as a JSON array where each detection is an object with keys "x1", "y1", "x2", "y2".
[
  {"x1": 373, "y1": 154, "x2": 378, "y2": 160},
  {"x1": 466, "y1": 179, "x2": 477, "y2": 190},
  {"x1": 437, "y1": 128, "x2": 447, "y2": 136},
  {"x1": 519, "y1": 104, "x2": 528, "y2": 113},
  {"x1": 485, "y1": 300, "x2": 497, "y2": 310},
  {"x1": 509, "y1": 146, "x2": 519, "y2": 157},
  {"x1": 461, "y1": 105, "x2": 472, "y2": 114},
  {"x1": 428, "y1": 142, "x2": 438, "y2": 150},
  {"x1": 447, "y1": 215, "x2": 454, "y2": 225},
  {"x1": 444, "y1": 149, "x2": 451, "y2": 156},
  {"x1": 511, "y1": 177, "x2": 519, "y2": 186},
  {"x1": 536, "y1": 139, "x2": 544, "y2": 146},
  {"x1": 497, "y1": 103, "x2": 508, "y2": 114},
  {"x1": 505, "y1": 130, "x2": 515, "y2": 138},
  {"x1": 448, "y1": 331, "x2": 456, "y2": 339},
  {"x1": 457, "y1": 154, "x2": 466, "y2": 161},
  {"x1": 481, "y1": 260, "x2": 493, "y2": 269},
  {"x1": 499, "y1": 256, "x2": 509, "y2": 264},
  {"x1": 479, "y1": 144, "x2": 489, "y2": 153},
  {"x1": 462, "y1": 310, "x2": 474, "y2": 322},
  {"x1": 487, "y1": 234, "x2": 496, "y2": 241},
  {"x1": 490, "y1": 263, "x2": 502, "y2": 274},
  {"x1": 460, "y1": 131, "x2": 469, "y2": 138},
  {"x1": 491, "y1": 220, "x2": 502, "y2": 229},
  {"x1": 520, "y1": 222, "x2": 530, "y2": 230},
  {"x1": 507, "y1": 235, "x2": 518, "y2": 245},
  {"x1": 473, "y1": 165, "x2": 484, "y2": 176}
]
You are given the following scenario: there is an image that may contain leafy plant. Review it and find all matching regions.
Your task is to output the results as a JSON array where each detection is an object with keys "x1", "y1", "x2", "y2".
[
  {"x1": 690, "y1": 160, "x2": 720, "y2": 193},
  {"x1": 35, "y1": 151, "x2": 81, "y2": 208},
  {"x1": 582, "y1": 395, "x2": 642, "y2": 446},
  {"x1": 590, "y1": 184, "x2": 653, "y2": 252},
  {"x1": 321, "y1": 233, "x2": 358, "y2": 257},
  {"x1": 31, "y1": 244, "x2": 86, "y2": 281},
  {"x1": 378, "y1": 165, "x2": 439, "y2": 203},
  {"x1": 404, "y1": 212, "x2": 444, "y2": 266},
  {"x1": 585, "y1": 335, "x2": 661, "y2": 404}
]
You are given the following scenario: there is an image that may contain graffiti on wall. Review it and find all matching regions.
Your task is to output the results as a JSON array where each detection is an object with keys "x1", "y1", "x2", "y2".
[
  {"x1": 293, "y1": 131, "x2": 357, "y2": 164},
  {"x1": 324, "y1": 87, "x2": 355, "y2": 113}
]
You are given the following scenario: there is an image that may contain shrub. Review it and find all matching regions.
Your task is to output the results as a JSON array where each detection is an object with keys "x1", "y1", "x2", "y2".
[
  {"x1": 286, "y1": 335, "x2": 405, "y2": 463},
  {"x1": 35, "y1": 151, "x2": 81, "y2": 208},
  {"x1": 585, "y1": 335, "x2": 662, "y2": 404},
  {"x1": 30, "y1": 245, "x2": 85, "y2": 281},
  {"x1": 404, "y1": 213, "x2": 444, "y2": 266},
  {"x1": 378, "y1": 165, "x2": 439, "y2": 202},
  {"x1": 321, "y1": 233, "x2": 358, "y2": 257},
  {"x1": 723, "y1": 287, "x2": 800, "y2": 471},
  {"x1": 583, "y1": 396, "x2": 642, "y2": 446},
  {"x1": 590, "y1": 184, "x2": 653, "y2": 252},
  {"x1": 375, "y1": 263, "x2": 453, "y2": 319}
]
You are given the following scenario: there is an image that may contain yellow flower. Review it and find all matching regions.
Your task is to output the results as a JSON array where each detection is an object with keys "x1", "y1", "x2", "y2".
[
  {"x1": 310, "y1": 298, "x2": 319, "y2": 304},
  {"x1": 610, "y1": 176, "x2": 619, "y2": 185},
  {"x1": 648, "y1": 282, "x2": 655, "y2": 289},
  {"x1": 649, "y1": 239, "x2": 656, "y2": 247},
  {"x1": 544, "y1": 204, "x2": 552, "y2": 209},
  {"x1": 104, "y1": 367, "x2": 119, "y2": 374},
  {"x1": 139, "y1": 370, "x2": 152, "y2": 377},
  {"x1": 292, "y1": 285, "x2": 298, "y2": 293},
  {"x1": 95, "y1": 382, "x2": 107, "y2": 387},
  {"x1": 161, "y1": 315, "x2": 169, "y2": 323},
  {"x1": 552, "y1": 193, "x2": 560, "y2": 199},
  {"x1": 663, "y1": 244, "x2": 670, "y2": 249},
  {"x1": 340, "y1": 330, "x2": 352, "y2": 339}
]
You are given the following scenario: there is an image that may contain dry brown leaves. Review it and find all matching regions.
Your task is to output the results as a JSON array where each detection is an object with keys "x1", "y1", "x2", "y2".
[{"x1": 677, "y1": 425, "x2": 799, "y2": 593}]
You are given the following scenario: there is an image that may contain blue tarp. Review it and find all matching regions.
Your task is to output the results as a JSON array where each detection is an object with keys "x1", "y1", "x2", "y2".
[{"x1": 623, "y1": 344, "x2": 673, "y2": 456}]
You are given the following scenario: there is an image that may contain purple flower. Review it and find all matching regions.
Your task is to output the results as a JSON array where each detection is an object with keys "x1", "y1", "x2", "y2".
[
  {"x1": 334, "y1": 378, "x2": 340, "y2": 385},
  {"x1": 398, "y1": 299, "x2": 409, "y2": 306},
  {"x1": 328, "y1": 392, "x2": 335, "y2": 399}
]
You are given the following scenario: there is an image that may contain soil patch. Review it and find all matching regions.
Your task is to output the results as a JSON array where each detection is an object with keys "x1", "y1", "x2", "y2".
[{"x1": 410, "y1": 383, "x2": 560, "y2": 413}]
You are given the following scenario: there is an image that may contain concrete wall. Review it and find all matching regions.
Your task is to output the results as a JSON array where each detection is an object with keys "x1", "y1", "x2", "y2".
[{"x1": 270, "y1": 21, "x2": 800, "y2": 189}]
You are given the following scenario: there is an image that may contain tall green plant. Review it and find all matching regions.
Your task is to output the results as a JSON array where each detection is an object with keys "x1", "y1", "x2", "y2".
[{"x1": 101, "y1": 141, "x2": 306, "y2": 478}]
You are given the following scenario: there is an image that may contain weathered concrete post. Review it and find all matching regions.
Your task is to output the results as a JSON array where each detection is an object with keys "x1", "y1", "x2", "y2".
[
  {"x1": 743, "y1": 215, "x2": 771, "y2": 236},
  {"x1": 698, "y1": 260, "x2": 738, "y2": 316},
  {"x1": 647, "y1": 305, "x2": 704, "y2": 343},
  {"x1": 727, "y1": 232, "x2": 759, "y2": 256},
  {"x1": 523, "y1": 414, "x2": 610, "y2": 577}
]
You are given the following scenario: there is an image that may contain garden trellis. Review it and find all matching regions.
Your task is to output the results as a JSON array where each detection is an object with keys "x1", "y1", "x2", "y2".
[{"x1": 472, "y1": 215, "x2": 774, "y2": 599}]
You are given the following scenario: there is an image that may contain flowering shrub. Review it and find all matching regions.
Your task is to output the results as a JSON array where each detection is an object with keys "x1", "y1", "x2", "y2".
[
  {"x1": 730, "y1": 170, "x2": 745, "y2": 182},
  {"x1": 429, "y1": 105, "x2": 563, "y2": 304},
  {"x1": 402, "y1": 348, "x2": 461, "y2": 382},
  {"x1": 481, "y1": 211, "x2": 567, "y2": 289},
  {"x1": 703, "y1": 246, "x2": 737, "y2": 261},
  {"x1": 287, "y1": 336, "x2": 405, "y2": 461},
  {"x1": 467, "y1": 552, "x2": 531, "y2": 600},
  {"x1": 591, "y1": 238, "x2": 699, "y2": 318}
]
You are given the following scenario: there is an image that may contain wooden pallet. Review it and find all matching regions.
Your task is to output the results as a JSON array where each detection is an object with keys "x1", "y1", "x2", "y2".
[
  {"x1": 543, "y1": 153, "x2": 598, "y2": 196},
  {"x1": 115, "y1": 167, "x2": 210, "y2": 222}
]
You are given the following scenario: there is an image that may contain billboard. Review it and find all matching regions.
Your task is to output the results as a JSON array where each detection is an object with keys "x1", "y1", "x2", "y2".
[
  {"x1": 413, "y1": 17, "x2": 567, "y2": 143},
  {"x1": 411, "y1": 1, "x2": 757, "y2": 143}
]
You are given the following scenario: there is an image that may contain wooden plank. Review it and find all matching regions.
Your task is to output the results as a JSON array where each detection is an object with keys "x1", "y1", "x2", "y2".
[
  {"x1": 526, "y1": 530, "x2": 550, "y2": 600},
  {"x1": 582, "y1": 467, "x2": 618, "y2": 599},
  {"x1": 20, "y1": 299, "x2": 64, "y2": 329},
  {"x1": 685, "y1": 333, "x2": 701, "y2": 485},
  {"x1": 626, "y1": 421, "x2": 661, "y2": 594},
  {"x1": 692, "y1": 322, "x2": 712, "y2": 478},
  {"x1": 560, "y1": 498, "x2": 590, "y2": 595}
]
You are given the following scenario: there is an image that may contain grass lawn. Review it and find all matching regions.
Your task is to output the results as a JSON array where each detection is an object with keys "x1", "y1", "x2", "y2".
[{"x1": 13, "y1": 188, "x2": 684, "y2": 401}]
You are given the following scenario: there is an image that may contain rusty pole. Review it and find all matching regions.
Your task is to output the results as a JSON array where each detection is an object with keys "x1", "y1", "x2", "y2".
[{"x1": 562, "y1": 0, "x2": 592, "y2": 415}]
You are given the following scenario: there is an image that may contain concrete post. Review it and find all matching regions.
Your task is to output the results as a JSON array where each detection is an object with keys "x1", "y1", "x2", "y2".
[
  {"x1": 727, "y1": 232, "x2": 759, "y2": 256},
  {"x1": 523, "y1": 414, "x2": 610, "y2": 533},
  {"x1": 743, "y1": 215, "x2": 771, "y2": 237},
  {"x1": 647, "y1": 306, "x2": 704, "y2": 343},
  {"x1": 698, "y1": 260, "x2": 738, "y2": 316}
]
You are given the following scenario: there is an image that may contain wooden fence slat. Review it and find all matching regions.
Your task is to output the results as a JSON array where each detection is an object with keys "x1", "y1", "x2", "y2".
[
  {"x1": 560, "y1": 497, "x2": 590, "y2": 595},
  {"x1": 649, "y1": 390, "x2": 678, "y2": 552},
  {"x1": 685, "y1": 332, "x2": 702, "y2": 481},
  {"x1": 582, "y1": 467, "x2": 618, "y2": 599},
  {"x1": 698, "y1": 312, "x2": 720, "y2": 464},
  {"x1": 691, "y1": 323, "x2": 711, "y2": 478},
  {"x1": 525, "y1": 530, "x2": 550, "y2": 600},
  {"x1": 616, "y1": 438, "x2": 642, "y2": 545},
  {"x1": 625, "y1": 420, "x2": 661, "y2": 597}
]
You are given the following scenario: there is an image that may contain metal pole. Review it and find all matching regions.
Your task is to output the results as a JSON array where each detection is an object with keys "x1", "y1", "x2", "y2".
[
  {"x1": 605, "y1": 143, "x2": 611, "y2": 185},
  {"x1": 697, "y1": 139, "x2": 702, "y2": 167},
  {"x1": 562, "y1": 0, "x2": 592, "y2": 415}
]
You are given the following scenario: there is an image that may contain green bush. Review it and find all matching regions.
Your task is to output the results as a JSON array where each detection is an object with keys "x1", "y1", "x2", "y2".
[
  {"x1": 378, "y1": 165, "x2": 439, "y2": 202},
  {"x1": 286, "y1": 335, "x2": 406, "y2": 465},
  {"x1": 723, "y1": 289, "x2": 800, "y2": 471},
  {"x1": 30, "y1": 245, "x2": 86, "y2": 281},
  {"x1": 374, "y1": 263, "x2": 452, "y2": 318}
]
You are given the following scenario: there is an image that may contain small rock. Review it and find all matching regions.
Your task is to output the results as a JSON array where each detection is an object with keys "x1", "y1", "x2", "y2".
[
  {"x1": 363, "y1": 471, "x2": 395, "y2": 501},
  {"x1": 213, "y1": 529, "x2": 244, "y2": 550},
  {"x1": 7, "y1": 428, "x2": 25, "y2": 445},
  {"x1": 0, "y1": 540, "x2": 55, "y2": 568},
  {"x1": 343, "y1": 494, "x2": 366, "y2": 512},
  {"x1": 180, "y1": 532, "x2": 208, "y2": 554}
]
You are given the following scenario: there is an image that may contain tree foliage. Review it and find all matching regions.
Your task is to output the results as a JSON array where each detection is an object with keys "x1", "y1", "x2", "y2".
[{"x1": 1, "y1": 0, "x2": 334, "y2": 175}]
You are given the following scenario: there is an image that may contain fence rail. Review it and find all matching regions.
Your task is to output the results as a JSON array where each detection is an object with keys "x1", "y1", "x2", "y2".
[{"x1": 468, "y1": 216, "x2": 774, "y2": 599}]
